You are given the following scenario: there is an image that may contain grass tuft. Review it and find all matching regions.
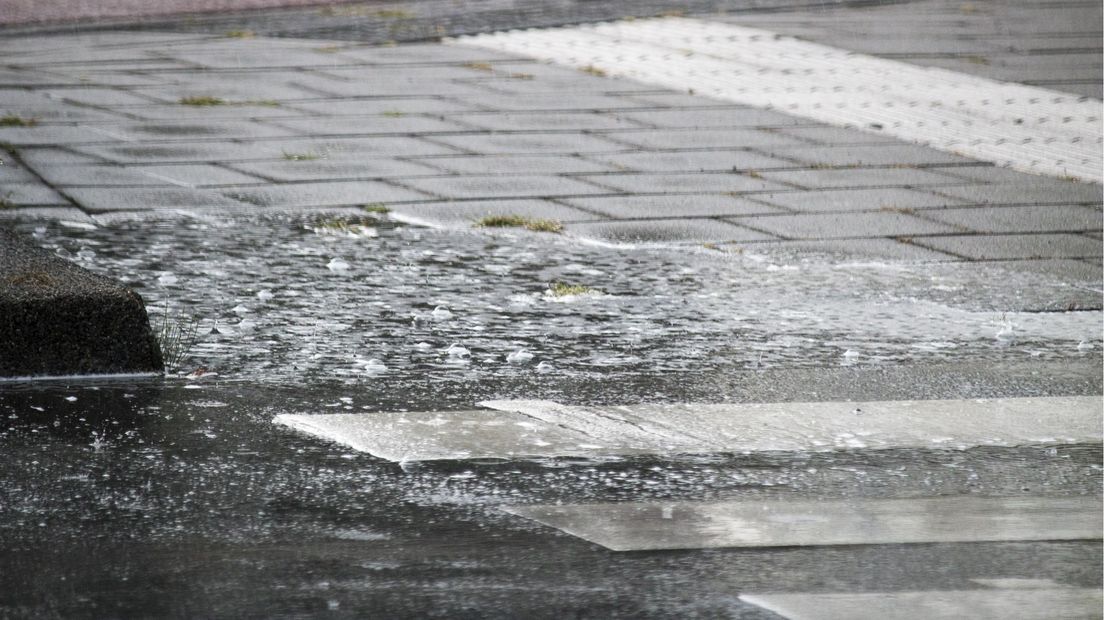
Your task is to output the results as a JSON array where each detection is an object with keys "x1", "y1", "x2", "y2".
[
  {"x1": 548, "y1": 282, "x2": 600, "y2": 297},
  {"x1": 0, "y1": 114, "x2": 37, "y2": 127},
  {"x1": 579, "y1": 65, "x2": 608, "y2": 78},
  {"x1": 224, "y1": 30, "x2": 255, "y2": 39},
  {"x1": 475, "y1": 214, "x2": 562, "y2": 233},
  {"x1": 362, "y1": 203, "x2": 390, "y2": 214},
  {"x1": 156, "y1": 311, "x2": 199, "y2": 372},
  {"x1": 463, "y1": 62, "x2": 494, "y2": 72},
  {"x1": 381, "y1": 110, "x2": 405, "y2": 118},
  {"x1": 179, "y1": 96, "x2": 225, "y2": 106}
]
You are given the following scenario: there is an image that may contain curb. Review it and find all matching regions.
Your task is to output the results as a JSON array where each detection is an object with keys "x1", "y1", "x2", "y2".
[{"x1": 0, "y1": 227, "x2": 163, "y2": 379}]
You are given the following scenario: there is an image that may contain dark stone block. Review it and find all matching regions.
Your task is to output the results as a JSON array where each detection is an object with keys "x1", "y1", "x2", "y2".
[{"x1": 0, "y1": 228, "x2": 162, "y2": 378}]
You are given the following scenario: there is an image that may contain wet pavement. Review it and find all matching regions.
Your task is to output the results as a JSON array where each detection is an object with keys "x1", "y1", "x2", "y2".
[{"x1": 1, "y1": 0, "x2": 1102, "y2": 617}]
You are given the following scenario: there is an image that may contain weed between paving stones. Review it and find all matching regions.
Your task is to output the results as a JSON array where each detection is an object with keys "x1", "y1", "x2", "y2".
[
  {"x1": 156, "y1": 311, "x2": 199, "y2": 372},
  {"x1": 0, "y1": 114, "x2": 37, "y2": 127},
  {"x1": 475, "y1": 215, "x2": 563, "y2": 233},
  {"x1": 548, "y1": 282, "x2": 601, "y2": 297}
]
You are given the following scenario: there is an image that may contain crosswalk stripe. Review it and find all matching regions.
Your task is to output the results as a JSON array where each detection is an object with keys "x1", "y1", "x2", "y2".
[{"x1": 451, "y1": 17, "x2": 1103, "y2": 182}]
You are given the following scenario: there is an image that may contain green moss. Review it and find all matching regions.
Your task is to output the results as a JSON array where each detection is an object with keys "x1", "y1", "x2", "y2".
[
  {"x1": 0, "y1": 114, "x2": 36, "y2": 127},
  {"x1": 475, "y1": 214, "x2": 563, "y2": 233},
  {"x1": 362, "y1": 203, "x2": 390, "y2": 214},
  {"x1": 548, "y1": 282, "x2": 600, "y2": 297},
  {"x1": 179, "y1": 96, "x2": 225, "y2": 106},
  {"x1": 381, "y1": 110, "x2": 405, "y2": 118},
  {"x1": 240, "y1": 99, "x2": 280, "y2": 107},
  {"x1": 224, "y1": 30, "x2": 255, "y2": 39}
]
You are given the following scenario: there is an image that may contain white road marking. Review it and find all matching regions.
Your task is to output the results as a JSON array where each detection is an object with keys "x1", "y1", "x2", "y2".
[
  {"x1": 274, "y1": 396, "x2": 1102, "y2": 462},
  {"x1": 502, "y1": 496, "x2": 1103, "y2": 551},
  {"x1": 739, "y1": 588, "x2": 1103, "y2": 620},
  {"x1": 451, "y1": 17, "x2": 1103, "y2": 182}
]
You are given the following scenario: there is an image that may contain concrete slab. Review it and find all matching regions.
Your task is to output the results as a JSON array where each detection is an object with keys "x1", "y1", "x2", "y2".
[
  {"x1": 731, "y1": 211, "x2": 960, "y2": 240},
  {"x1": 740, "y1": 588, "x2": 1103, "y2": 620},
  {"x1": 561, "y1": 194, "x2": 783, "y2": 219},
  {"x1": 388, "y1": 199, "x2": 598, "y2": 229},
  {"x1": 503, "y1": 496, "x2": 1103, "y2": 551},
  {"x1": 757, "y1": 168, "x2": 962, "y2": 190},
  {"x1": 393, "y1": 174, "x2": 610, "y2": 200},
  {"x1": 602, "y1": 128, "x2": 806, "y2": 150},
  {"x1": 566, "y1": 218, "x2": 774, "y2": 244},
  {"x1": 922, "y1": 205, "x2": 1103, "y2": 234},
  {"x1": 933, "y1": 183, "x2": 1104, "y2": 206},
  {"x1": 740, "y1": 238, "x2": 958, "y2": 262},
  {"x1": 425, "y1": 132, "x2": 626, "y2": 155},
  {"x1": 575, "y1": 172, "x2": 788, "y2": 194},
  {"x1": 912, "y1": 234, "x2": 1104, "y2": 260},
  {"x1": 411, "y1": 154, "x2": 615, "y2": 175},
  {"x1": 581, "y1": 149, "x2": 793, "y2": 173},
  {"x1": 228, "y1": 158, "x2": 441, "y2": 182},
  {"x1": 0, "y1": 227, "x2": 161, "y2": 378},
  {"x1": 65, "y1": 187, "x2": 246, "y2": 212},
  {"x1": 753, "y1": 187, "x2": 964, "y2": 213},
  {"x1": 220, "y1": 181, "x2": 427, "y2": 208}
]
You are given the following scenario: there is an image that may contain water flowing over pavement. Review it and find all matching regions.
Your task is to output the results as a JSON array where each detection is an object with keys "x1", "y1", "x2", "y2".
[{"x1": 0, "y1": 0, "x2": 1101, "y2": 617}]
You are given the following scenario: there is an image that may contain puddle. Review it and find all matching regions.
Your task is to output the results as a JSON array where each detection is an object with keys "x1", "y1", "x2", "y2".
[{"x1": 11, "y1": 214, "x2": 1101, "y2": 391}]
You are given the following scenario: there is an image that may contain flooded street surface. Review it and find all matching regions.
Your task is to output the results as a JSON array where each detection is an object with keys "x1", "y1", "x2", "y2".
[{"x1": 1, "y1": 215, "x2": 1101, "y2": 618}]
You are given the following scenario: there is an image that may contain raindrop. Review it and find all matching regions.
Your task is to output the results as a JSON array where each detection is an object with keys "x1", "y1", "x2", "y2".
[
  {"x1": 327, "y1": 257, "x2": 351, "y2": 272},
  {"x1": 446, "y1": 343, "x2": 471, "y2": 358},
  {"x1": 1077, "y1": 340, "x2": 1094, "y2": 351},
  {"x1": 431, "y1": 305, "x2": 453, "y2": 320},
  {"x1": 842, "y1": 349, "x2": 860, "y2": 359},
  {"x1": 413, "y1": 342, "x2": 433, "y2": 351},
  {"x1": 507, "y1": 349, "x2": 534, "y2": 364},
  {"x1": 256, "y1": 289, "x2": 274, "y2": 301}
]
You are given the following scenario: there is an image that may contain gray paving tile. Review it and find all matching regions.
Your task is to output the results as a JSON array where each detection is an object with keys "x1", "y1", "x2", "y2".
[
  {"x1": 0, "y1": 125, "x2": 122, "y2": 147},
  {"x1": 329, "y1": 43, "x2": 524, "y2": 64},
  {"x1": 159, "y1": 45, "x2": 361, "y2": 69},
  {"x1": 228, "y1": 158, "x2": 440, "y2": 181},
  {"x1": 220, "y1": 180, "x2": 427, "y2": 208},
  {"x1": 394, "y1": 175, "x2": 609, "y2": 199},
  {"x1": 757, "y1": 167, "x2": 962, "y2": 189},
  {"x1": 35, "y1": 164, "x2": 171, "y2": 187},
  {"x1": 425, "y1": 132, "x2": 625, "y2": 154},
  {"x1": 934, "y1": 183, "x2": 1104, "y2": 205},
  {"x1": 922, "y1": 205, "x2": 1103, "y2": 234},
  {"x1": 268, "y1": 136, "x2": 462, "y2": 159},
  {"x1": 615, "y1": 107, "x2": 814, "y2": 129},
  {"x1": 935, "y1": 166, "x2": 1104, "y2": 186},
  {"x1": 620, "y1": 92, "x2": 750, "y2": 108},
  {"x1": 40, "y1": 88, "x2": 161, "y2": 106},
  {"x1": 136, "y1": 81, "x2": 325, "y2": 103},
  {"x1": 0, "y1": 183, "x2": 67, "y2": 206},
  {"x1": 0, "y1": 206, "x2": 93, "y2": 221},
  {"x1": 388, "y1": 199, "x2": 597, "y2": 228},
  {"x1": 133, "y1": 164, "x2": 265, "y2": 187},
  {"x1": 772, "y1": 126, "x2": 900, "y2": 145},
  {"x1": 64, "y1": 186, "x2": 245, "y2": 212},
  {"x1": 287, "y1": 98, "x2": 484, "y2": 116},
  {"x1": 737, "y1": 238, "x2": 957, "y2": 261},
  {"x1": 582, "y1": 150, "x2": 792, "y2": 173},
  {"x1": 979, "y1": 259, "x2": 1104, "y2": 283},
  {"x1": 565, "y1": 219, "x2": 775, "y2": 244},
  {"x1": 602, "y1": 128, "x2": 806, "y2": 150},
  {"x1": 466, "y1": 74, "x2": 660, "y2": 95},
  {"x1": 753, "y1": 188, "x2": 965, "y2": 213},
  {"x1": 444, "y1": 111, "x2": 643, "y2": 131},
  {"x1": 410, "y1": 154, "x2": 614, "y2": 175},
  {"x1": 575, "y1": 172, "x2": 790, "y2": 194},
  {"x1": 911, "y1": 234, "x2": 1103, "y2": 260},
  {"x1": 0, "y1": 160, "x2": 37, "y2": 183},
  {"x1": 292, "y1": 72, "x2": 493, "y2": 98},
  {"x1": 266, "y1": 115, "x2": 472, "y2": 135},
  {"x1": 449, "y1": 92, "x2": 649, "y2": 111},
  {"x1": 18, "y1": 147, "x2": 105, "y2": 166},
  {"x1": 560, "y1": 194, "x2": 784, "y2": 219},
  {"x1": 73, "y1": 141, "x2": 271, "y2": 163},
  {"x1": 731, "y1": 211, "x2": 959, "y2": 239},
  {"x1": 773, "y1": 145, "x2": 976, "y2": 167},
  {"x1": 85, "y1": 120, "x2": 296, "y2": 141}
]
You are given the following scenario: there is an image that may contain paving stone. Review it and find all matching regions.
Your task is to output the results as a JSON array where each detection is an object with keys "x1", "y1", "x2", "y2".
[
  {"x1": 85, "y1": 120, "x2": 296, "y2": 141},
  {"x1": 74, "y1": 141, "x2": 271, "y2": 163},
  {"x1": 0, "y1": 206, "x2": 93, "y2": 222},
  {"x1": 621, "y1": 92, "x2": 750, "y2": 108},
  {"x1": 565, "y1": 219, "x2": 775, "y2": 244},
  {"x1": 734, "y1": 238, "x2": 958, "y2": 261},
  {"x1": 159, "y1": 46, "x2": 366, "y2": 69},
  {"x1": 0, "y1": 183, "x2": 67, "y2": 206},
  {"x1": 448, "y1": 92, "x2": 649, "y2": 111},
  {"x1": 615, "y1": 107, "x2": 814, "y2": 128},
  {"x1": 388, "y1": 199, "x2": 598, "y2": 228},
  {"x1": 911, "y1": 234, "x2": 1103, "y2": 260},
  {"x1": 64, "y1": 187, "x2": 246, "y2": 212},
  {"x1": 753, "y1": 187, "x2": 965, "y2": 213},
  {"x1": 410, "y1": 154, "x2": 615, "y2": 175},
  {"x1": 220, "y1": 180, "x2": 428, "y2": 208},
  {"x1": 0, "y1": 125, "x2": 121, "y2": 147},
  {"x1": 922, "y1": 205, "x2": 1102, "y2": 234},
  {"x1": 977, "y1": 259, "x2": 1104, "y2": 283},
  {"x1": 0, "y1": 160, "x2": 37, "y2": 183},
  {"x1": 425, "y1": 132, "x2": 625, "y2": 154},
  {"x1": 268, "y1": 114, "x2": 472, "y2": 136},
  {"x1": 731, "y1": 211, "x2": 960, "y2": 239},
  {"x1": 41, "y1": 88, "x2": 162, "y2": 106},
  {"x1": 934, "y1": 166, "x2": 1104, "y2": 187},
  {"x1": 0, "y1": 104, "x2": 128, "y2": 123},
  {"x1": 16, "y1": 150, "x2": 103, "y2": 170},
  {"x1": 393, "y1": 174, "x2": 609, "y2": 199},
  {"x1": 757, "y1": 167, "x2": 963, "y2": 189},
  {"x1": 133, "y1": 164, "x2": 266, "y2": 187},
  {"x1": 228, "y1": 158, "x2": 440, "y2": 181},
  {"x1": 575, "y1": 172, "x2": 789, "y2": 194},
  {"x1": 292, "y1": 72, "x2": 493, "y2": 98},
  {"x1": 269, "y1": 136, "x2": 462, "y2": 159},
  {"x1": 465, "y1": 74, "x2": 661, "y2": 95},
  {"x1": 287, "y1": 98, "x2": 484, "y2": 116},
  {"x1": 329, "y1": 43, "x2": 524, "y2": 64},
  {"x1": 933, "y1": 183, "x2": 1104, "y2": 205},
  {"x1": 136, "y1": 81, "x2": 325, "y2": 104},
  {"x1": 581, "y1": 149, "x2": 793, "y2": 173},
  {"x1": 34, "y1": 165, "x2": 171, "y2": 187},
  {"x1": 772, "y1": 145, "x2": 976, "y2": 167},
  {"x1": 772, "y1": 125, "x2": 901, "y2": 145},
  {"x1": 560, "y1": 194, "x2": 785, "y2": 219},
  {"x1": 601, "y1": 128, "x2": 807, "y2": 150},
  {"x1": 444, "y1": 111, "x2": 644, "y2": 131}
]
